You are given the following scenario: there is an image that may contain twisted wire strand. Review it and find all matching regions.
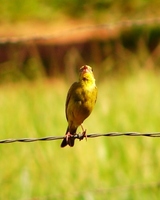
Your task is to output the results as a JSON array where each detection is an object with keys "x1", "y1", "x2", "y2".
[{"x1": 0, "y1": 132, "x2": 160, "y2": 144}]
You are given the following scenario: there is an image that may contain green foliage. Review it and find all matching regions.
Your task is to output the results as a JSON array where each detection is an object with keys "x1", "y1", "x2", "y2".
[
  {"x1": 0, "y1": 0, "x2": 160, "y2": 22},
  {"x1": 0, "y1": 71, "x2": 160, "y2": 199},
  {"x1": 0, "y1": 0, "x2": 55, "y2": 22}
]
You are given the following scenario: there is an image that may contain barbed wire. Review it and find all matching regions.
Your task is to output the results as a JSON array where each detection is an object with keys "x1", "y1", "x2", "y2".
[
  {"x1": 0, "y1": 132, "x2": 160, "y2": 144},
  {"x1": 0, "y1": 17, "x2": 160, "y2": 44}
]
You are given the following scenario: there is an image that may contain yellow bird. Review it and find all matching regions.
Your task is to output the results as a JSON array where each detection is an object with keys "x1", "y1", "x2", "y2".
[{"x1": 61, "y1": 65, "x2": 97, "y2": 147}]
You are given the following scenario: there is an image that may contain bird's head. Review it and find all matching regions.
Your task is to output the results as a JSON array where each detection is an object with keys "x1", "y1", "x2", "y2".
[{"x1": 79, "y1": 65, "x2": 95, "y2": 82}]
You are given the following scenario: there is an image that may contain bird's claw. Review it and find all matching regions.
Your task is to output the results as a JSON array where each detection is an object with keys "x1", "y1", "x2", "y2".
[
  {"x1": 66, "y1": 132, "x2": 72, "y2": 142},
  {"x1": 82, "y1": 129, "x2": 87, "y2": 141},
  {"x1": 77, "y1": 129, "x2": 87, "y2": 141}
]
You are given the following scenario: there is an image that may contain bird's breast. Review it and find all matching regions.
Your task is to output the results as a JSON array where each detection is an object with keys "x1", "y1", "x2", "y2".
[
  {"x1": 66, "y1": 82, "x2": 97, "y2": 126},
  {"x1": 73, "y1": 87, "x2": 96, "y2": 118}
]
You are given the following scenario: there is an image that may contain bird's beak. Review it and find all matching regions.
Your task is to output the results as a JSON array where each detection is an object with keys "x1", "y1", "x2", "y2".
[{"x1": 80, "y1": 65, "x2": 92, "y2": 74}]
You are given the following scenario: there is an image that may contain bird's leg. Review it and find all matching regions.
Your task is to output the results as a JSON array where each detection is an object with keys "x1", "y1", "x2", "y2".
[{"x1": 81, "y1": 124, "x2": 87, "y2": 141}]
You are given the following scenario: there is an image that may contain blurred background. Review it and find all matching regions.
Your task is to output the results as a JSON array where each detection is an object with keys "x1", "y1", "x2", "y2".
[{"x1": 0, "y1": 0, "x2": 160, "y2": 199}]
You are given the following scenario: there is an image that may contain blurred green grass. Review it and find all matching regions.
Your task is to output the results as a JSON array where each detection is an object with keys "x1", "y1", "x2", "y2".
[{"x1": 0, "y1": 70, "x2": 160, "y2": 199}]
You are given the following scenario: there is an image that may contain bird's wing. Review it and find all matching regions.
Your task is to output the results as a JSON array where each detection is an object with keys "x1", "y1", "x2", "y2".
[
  {"x1": 65, "y1": 82, "x2": 79, "y2": 121},
  {"x1": 94, "y1": 86, "x2": 98, "y2": 103}
]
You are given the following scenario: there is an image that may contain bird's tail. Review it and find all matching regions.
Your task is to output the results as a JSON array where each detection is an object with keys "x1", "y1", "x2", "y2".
[{"x1": 61, "y1": 127, "x2": 77, "y2": 148}]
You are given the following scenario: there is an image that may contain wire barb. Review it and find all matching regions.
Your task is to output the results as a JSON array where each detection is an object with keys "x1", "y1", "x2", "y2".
[{"x1": 0, "y1": 132, "x2": 160, "y2": 144}]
